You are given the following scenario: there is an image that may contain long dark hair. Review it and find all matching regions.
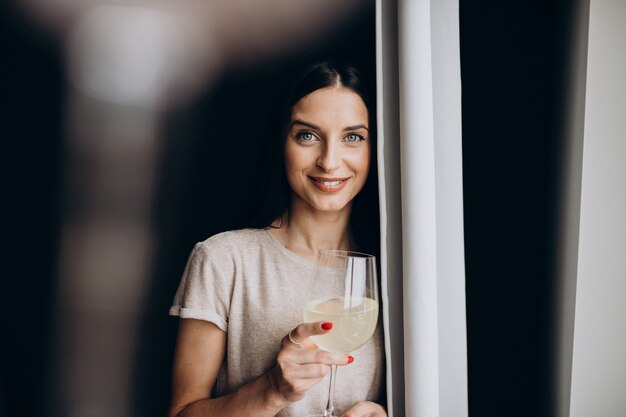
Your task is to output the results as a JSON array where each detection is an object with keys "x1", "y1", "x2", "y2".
[{"x1": 239, "y1": 61, "x2": 379, "y2": 256}]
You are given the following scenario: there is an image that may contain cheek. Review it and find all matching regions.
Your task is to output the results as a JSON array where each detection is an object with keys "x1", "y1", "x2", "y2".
[
  {"x1": 284, "y1": 144, "x2": 308, "y2": 178},
  {"x1": 363, "y1": 147, "x2": 371, "y2": 174},
  {"x1": 349, "y1": 147, "x2": 371, "y2": 179},
  {"x1": 284, "y1": 143, "x2": 298, "y2": 173}
]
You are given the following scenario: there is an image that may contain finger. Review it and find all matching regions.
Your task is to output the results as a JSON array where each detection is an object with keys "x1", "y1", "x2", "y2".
[
  {"x1": 286, "y1": 362, "x2": 331, "y2": 379},
  {"x1": 296, "y1": 349, "x2": 352, "y2": 366},
  {"x1": 279, "y1": 347, "x2": 350, "y2": 366},
  {"x1": 343, "y1": 401, "x2": 387, "y2": 417},
  {"x1": 291, "y1": 321, "x2": 334, "y2": 342},
  {"x1": 282, "y1": 327, "x2": 316, "y2": 349}
]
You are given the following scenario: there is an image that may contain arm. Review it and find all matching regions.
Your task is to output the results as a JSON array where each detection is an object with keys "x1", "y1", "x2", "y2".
[
  {"x1": 168, "y1": 318, "x2": 284, "y2": 417},
  {"x1": 168, "y1": 319, "x2": 350, "y2": 417}
]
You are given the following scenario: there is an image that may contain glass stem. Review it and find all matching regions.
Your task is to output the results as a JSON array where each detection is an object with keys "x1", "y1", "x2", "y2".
[{"x1": 323, "y1": 364, "x2": 337, "y2": 417}]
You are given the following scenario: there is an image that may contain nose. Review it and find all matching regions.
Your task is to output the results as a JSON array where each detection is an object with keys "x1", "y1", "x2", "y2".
[{"x1": 316, "y1": 140, "x2": 341, "y2": 172}]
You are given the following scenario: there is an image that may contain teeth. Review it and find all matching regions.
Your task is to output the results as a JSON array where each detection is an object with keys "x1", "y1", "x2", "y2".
[{"x1": 314, "y1": 178, "x2": 344, "y2": 186}]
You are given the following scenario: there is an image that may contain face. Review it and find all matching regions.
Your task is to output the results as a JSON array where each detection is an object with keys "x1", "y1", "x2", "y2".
[{"x1": 284, "y1": 86, "x2": 370, "y2": 215}]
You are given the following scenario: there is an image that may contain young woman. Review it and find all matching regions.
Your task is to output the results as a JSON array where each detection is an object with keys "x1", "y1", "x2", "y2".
[{"x1": 168, "y1": 62, "x2": 386, "y2": 417}]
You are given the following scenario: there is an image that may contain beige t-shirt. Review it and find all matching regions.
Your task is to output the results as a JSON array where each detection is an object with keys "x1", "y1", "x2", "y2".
[{"x1": 169, "y1": 228, "x2": 384, "y2": 416}]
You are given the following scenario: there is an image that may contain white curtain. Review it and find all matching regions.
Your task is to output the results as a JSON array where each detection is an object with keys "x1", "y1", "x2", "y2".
[
  {"x1": 568, "y1": 0, "x2": 626, "y2": 415},
  {"x1": 376, "y1": 0, "x2": 468, "y2": 416}
]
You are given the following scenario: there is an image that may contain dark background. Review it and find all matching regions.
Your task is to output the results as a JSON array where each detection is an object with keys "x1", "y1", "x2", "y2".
[
  {"x1": 461, "y1": 1, "x2": 577, "y2": 416},
  {"x1": 1, "y1": 0, "x2": 577, "y2": 416}
]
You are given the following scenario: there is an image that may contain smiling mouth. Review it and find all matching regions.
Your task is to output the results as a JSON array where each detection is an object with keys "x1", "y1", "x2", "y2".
[
  {"x1": 311, "y1": 178, "x2": 346, "y2": 186},
  {"x1": 308, "y1": 176, "x2": 350, "y2": 191}
]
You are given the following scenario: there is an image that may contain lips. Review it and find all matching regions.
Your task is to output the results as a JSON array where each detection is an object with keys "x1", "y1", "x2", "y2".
[{"x1": 309, "y1": 176, "x2": 350, "y2": 192}]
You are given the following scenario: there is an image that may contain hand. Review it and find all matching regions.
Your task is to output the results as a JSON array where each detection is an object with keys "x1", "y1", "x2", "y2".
[
  {"x1": 270, "y1": 321, "x2": 352, "y2": 403},
  {"x1": 343, "y1": 401, "x2": 387, "y2": 417}
]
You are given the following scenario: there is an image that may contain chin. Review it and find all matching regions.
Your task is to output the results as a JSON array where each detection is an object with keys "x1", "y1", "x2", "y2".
[{"x1": 309, "y1": 199, "x2": 351, "y2": 213}]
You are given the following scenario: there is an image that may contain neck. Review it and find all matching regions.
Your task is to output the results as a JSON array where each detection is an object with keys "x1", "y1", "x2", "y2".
[{"x1": 270, "y1": 198, "x2": 354, "y2": 262}]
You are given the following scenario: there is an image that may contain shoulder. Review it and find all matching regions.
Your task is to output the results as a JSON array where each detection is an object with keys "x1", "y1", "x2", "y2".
[
  {"x1": 180, "y1": 229, "x2": 268, "y2": 284},
  {"x1": 192, "y1": 228, "x2": 270, "y2": 262}
]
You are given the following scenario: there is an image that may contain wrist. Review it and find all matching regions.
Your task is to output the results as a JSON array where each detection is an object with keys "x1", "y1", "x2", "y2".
[{"x1": 261, "y1": 371, "x2": 290, "y2": 411}]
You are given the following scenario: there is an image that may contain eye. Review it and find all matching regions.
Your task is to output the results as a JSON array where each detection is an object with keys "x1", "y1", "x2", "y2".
[
  {"x1": 296, "y1": 131, "x2": 318, "y2": 142},
  {"x1": 344, "y1": 133, "x2": 365, "y2": 143}
]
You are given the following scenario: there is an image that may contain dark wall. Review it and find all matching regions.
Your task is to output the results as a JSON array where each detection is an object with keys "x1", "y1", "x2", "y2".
[
  {"x1": 460, "y1": 1, "x2": 576, "y2": 416},
  {"x1": 1, "y1": 3, "x2": 64, "y2": 417}
]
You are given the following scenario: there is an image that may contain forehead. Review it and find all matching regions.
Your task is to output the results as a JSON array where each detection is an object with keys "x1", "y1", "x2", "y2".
[{"x1": 291, "y1": 87, "x2": 369, "y2": 126}]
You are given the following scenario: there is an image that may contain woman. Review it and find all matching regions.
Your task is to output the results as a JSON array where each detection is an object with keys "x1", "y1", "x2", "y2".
[{"x1": 168, "y1": 62, "x2": 386, "y2": 417}]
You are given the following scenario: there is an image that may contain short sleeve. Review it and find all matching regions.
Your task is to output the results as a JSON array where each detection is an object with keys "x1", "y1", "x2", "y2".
[{"x1": 169, "y1": 242, "x2": 233, "y2": 331}]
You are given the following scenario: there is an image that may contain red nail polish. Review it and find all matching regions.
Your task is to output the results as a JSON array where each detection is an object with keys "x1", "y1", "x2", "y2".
[
  {"x1": 321, "y1": 322, "x2": 333, "y2": 330},
  {"x1": 347, "y1": 355, "x2": 354, "y2": 364}
]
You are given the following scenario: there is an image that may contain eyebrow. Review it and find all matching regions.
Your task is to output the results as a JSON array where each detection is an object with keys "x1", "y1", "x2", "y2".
[
  {"x1": 290, "y1": 119, "x2": 369, "y2": 132},
  {"x1": 343, "y1": 124, "x2": 369, "y2": 132},
  {"x1": 291, "y1": 119, "x2": 320, "y2": 130}
]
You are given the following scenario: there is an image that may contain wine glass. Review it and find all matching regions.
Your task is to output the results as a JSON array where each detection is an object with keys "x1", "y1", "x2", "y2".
[{"x1": 303, "y1": 250, "x2": 379, "y2": 417}]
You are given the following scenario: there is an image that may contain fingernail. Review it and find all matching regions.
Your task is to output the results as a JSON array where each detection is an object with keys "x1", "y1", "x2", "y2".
[
  {"x1": 321, "y1": 322, "x2": 333, "y2": 331},
  {"x1": 347, "y1": 355, "x2": 354, "y2": 364}
]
